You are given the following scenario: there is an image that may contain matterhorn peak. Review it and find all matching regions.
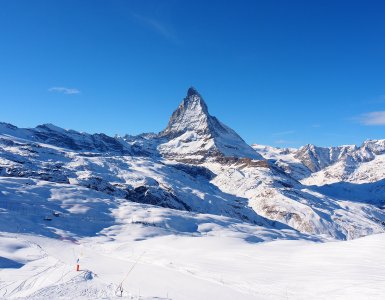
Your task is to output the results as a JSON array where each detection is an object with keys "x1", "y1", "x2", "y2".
[
  {"x1": 184, "y1": 87, "x2": 209, "y2": 114},
  {"x1": 187, "y1": 86, "x2": 200, "y2": 97},
  {"x1": 160, "y1": 87, "x2": 210, "y2": 138},
  {"x1": 158, "y1": 87, "x2": 263, "y2": 161}
]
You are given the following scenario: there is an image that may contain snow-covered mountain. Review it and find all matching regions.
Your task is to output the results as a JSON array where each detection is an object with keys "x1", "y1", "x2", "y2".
[
  {"x1": 1, "y1": 88, "x2": 385, "y2": 241},
  {"x1": 2, "y1": 87, "x2": 385, "y2": 299},
  {"x1": 252, "y1": 140, "x2": 385, "y2": 186},
  {"x1": 158, "y1": 87, "x2": 262, "y2": 161},
  {"x1": 251, "y1": 142, "x2": 385, "y2": 218},
  {"x1": 294, "y1": 140, "x2": 385, "y2": 173},
  {"x1": 0, "y1": 122, "x2": 131, "y2": 154}
]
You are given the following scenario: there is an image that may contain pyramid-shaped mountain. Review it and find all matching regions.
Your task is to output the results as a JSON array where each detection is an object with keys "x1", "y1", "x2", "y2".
[{"x1": 158, "y1": 87, "x2": 263, "y2": 161}]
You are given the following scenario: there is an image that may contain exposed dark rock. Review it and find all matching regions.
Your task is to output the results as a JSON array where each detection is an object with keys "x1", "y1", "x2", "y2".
[
  {"x1": 169, "y1": 163, "x2": 215, "y2": 180},
  {"x1": 126, "y1": 185, "x2": 191, "y2": 211}
]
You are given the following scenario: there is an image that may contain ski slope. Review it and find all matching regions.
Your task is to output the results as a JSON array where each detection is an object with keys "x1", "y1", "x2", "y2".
[
  {"x1": 1, "y1": 177, "x2": 385, "y2": 299},
  {"x1": 1, "y1": 232, "x2": 385, "y2": 299}
]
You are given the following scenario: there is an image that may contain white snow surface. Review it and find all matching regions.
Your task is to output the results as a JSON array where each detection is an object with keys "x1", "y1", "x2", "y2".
[
  {"x1": 1, "y1": 177, "x2": 385, "y2": 299},
  {"x1": 2, "y1": 231, "x2": 385, "y2": 300}
]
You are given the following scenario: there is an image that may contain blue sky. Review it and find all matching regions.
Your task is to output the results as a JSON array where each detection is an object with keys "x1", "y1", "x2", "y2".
[{"x1": 0, "y1": 0, "x2": 384, "y2": 148}]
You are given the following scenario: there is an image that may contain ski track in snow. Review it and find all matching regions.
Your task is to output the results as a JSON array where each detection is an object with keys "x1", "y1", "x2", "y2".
[{"x1": 1, "y1": 231, "x2": 385, "y2": 299}]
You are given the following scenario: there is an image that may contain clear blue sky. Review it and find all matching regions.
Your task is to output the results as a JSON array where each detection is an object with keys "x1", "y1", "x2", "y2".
[{"x1": 0, "y1": 0, "x2": 384, "y2": 147}]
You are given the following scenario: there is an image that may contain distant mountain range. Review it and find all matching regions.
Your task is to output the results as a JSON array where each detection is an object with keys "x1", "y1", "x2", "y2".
[{"x1": 1, "y1": 87, "x2": 385, "y2": 240}]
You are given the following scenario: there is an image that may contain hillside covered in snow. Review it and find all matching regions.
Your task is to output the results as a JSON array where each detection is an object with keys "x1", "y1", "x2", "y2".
[{"x1": 1, "y1": 88, "x2": 385, "y2": 299}]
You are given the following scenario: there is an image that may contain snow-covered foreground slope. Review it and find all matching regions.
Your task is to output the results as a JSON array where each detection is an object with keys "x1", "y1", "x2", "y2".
[
  {"x1": 2, "y1": 228, "x2": 385, "y2": 299},
  {"x1": 0, "y1": 177, "x2": 384, "y2": 299},
  {"x1": 0, "y1": 177, "x2": 311, "y2": 299}
]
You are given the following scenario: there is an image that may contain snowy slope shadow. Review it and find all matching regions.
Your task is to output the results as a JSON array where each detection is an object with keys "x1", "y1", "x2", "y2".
[
  {"x1": 146, "y1": 161, "x2": 293, "y2": 230},
  {"x1": 0, "y1": 257, "x2": 24, "y2": 269},
  {"x1": 0, "y1": 177, "x2": 116, "y2": 239},
  {"x1": 309, "y1": 178, "x2": 385, "y2": 207}
]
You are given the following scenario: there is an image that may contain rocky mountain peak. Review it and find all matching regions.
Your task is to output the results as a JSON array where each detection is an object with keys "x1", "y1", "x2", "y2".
[
  {"x1": 184, "y1": 87, "x2": 209, "y2": 115},
  {"x1": 160, "y1": 87, "x2": 210, "y2": 138},
  {"x1": 187, "y1": 86, "x2": 200, "y2": 97},
  {"x1": 158, "y1": 88, "x2": 263, "y2": 160}
]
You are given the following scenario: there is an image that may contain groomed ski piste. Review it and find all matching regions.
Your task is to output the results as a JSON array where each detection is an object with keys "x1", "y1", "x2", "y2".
[{"x1": 1, "y1": 177, "x2": 385, "y2": 300}]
